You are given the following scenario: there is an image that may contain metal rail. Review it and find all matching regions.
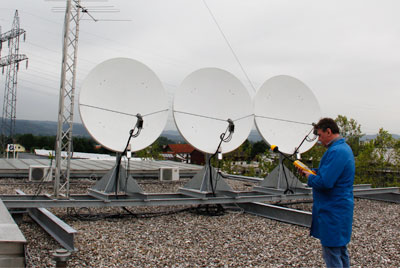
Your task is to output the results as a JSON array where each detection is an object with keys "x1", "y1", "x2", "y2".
[
  {"x1": 237, "y1": 202, "x2": 312, "y2": 227},
  {"x1": 16, "y1": 190, "x2": 77, "y2": 251},
  {"x1": 0, "y1": 191, "x2": 313, "y2": 209},
  {"x1": 0, "y1": 186, "x2": 398, "y2": 234},
  {"x1": 355, "y1": 192, "x2": 400, "y2": 203},
  {"x1": 1, "y1": 186, "x2": 399, "y2": 209}
]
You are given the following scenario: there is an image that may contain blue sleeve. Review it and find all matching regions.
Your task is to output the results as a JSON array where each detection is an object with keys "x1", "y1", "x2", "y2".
[{"x1": 307, "y1": 148, "x2": 346, "y2": 190}]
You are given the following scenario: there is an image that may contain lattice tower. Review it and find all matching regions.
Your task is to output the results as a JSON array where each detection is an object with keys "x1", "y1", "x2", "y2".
[
  {"x1": 0, "y1": 10, "x2": 28, "y2": 153},
  {"x1": 54, "y1": 0, "x2": 81, "y2": 197}
]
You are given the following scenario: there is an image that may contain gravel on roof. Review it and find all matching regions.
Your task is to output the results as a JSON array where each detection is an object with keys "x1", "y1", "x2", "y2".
[{"x1": 1, "y1": 178, "x2": 399, "y2": 267}]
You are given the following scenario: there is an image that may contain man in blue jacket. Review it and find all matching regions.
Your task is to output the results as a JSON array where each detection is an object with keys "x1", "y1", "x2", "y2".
[{"x1": 300, "y1": 118, "x2": 355, "y2": 268}]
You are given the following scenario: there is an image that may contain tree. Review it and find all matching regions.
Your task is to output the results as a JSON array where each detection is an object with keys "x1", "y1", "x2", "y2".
[
  {"x1": 72, "y1": 137, "x2": 97, "y2": 153},
  {"x1": 156, "y1": 136, "x2": 176, "y2": 147},
  {"x1": 251, "y1": 140, "x2": 268, "y2": 159},
  {"x1": 355, "y1": 128, "x2": 400, "y2": 187},
  {"x1": 354, "y1": 140, "x2": 377, "y2": 185},
  {"x1": 35, "y1": 136, "x2": 56, "y2": 150},
  {"x1": 210, "y1": 140, "x2": 253, "y2": 175},
  {"x1": 16, "y1": 134, "x2": 35, "y2": 151},
  {"x1": 255, "y1": 150, "x2": 277, "y2": 177},
  {"x1": 135, "y1": 141, "x2": 162, "y2": 160},
  {"x1": 335, "y1": 115, "x2": 363, "y2": 155},
  {"x1": 394, "y1": 139, "x2": 400, "y2": 165},
  {"x1": 301, "y1": 144, "x2": 326, "y2": 170},
  {"x1": 375, "y1": 128, "x2": 396, "y2": 149}
]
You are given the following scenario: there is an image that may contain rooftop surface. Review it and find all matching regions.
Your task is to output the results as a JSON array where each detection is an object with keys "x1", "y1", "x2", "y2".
[
  {"x1": 0, "y1": 158, "x2": 202, "y2": 178},
  {"x1": 0, "y1": 179, "x2": 398, "y2": 267}
]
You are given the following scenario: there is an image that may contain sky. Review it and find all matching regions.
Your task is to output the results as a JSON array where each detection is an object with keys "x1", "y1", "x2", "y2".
[{"x1": 1, "y1": 0, "x2": 400, "y2": 135}]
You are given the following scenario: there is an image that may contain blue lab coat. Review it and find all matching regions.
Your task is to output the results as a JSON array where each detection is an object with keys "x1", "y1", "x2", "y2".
[{"x1": 307, "y1": 138, "x2": 355, "y2": 247}]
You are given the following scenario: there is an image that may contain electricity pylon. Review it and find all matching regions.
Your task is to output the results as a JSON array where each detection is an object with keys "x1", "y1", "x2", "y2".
[{"x1": 0, "y1": 10, "x2": 28, "y2": 154}]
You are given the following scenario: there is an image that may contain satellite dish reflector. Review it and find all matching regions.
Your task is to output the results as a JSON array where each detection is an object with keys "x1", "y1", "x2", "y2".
[
  {"x1": 79, "y1": 58, "x2": 168, "y2": 152},
  {"x1": 254, "y1": 75, "x2": 321, "y2": 155},
  {"x1": 173, "y1": 68, "x2": 253, "y2": 154}
]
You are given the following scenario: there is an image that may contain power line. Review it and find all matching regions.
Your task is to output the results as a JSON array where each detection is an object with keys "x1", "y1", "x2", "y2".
[
  {"x1": 17, "y1": 80, "x2": 58, "y2": 96},
  {"x1": 20, "y1": 71, "x2": 60, "y2": 84},
  {"x1": 202, "y1": 0, "x2": 256, "y2": 93},
  {"x1": 5, "y1": 7, "x2": 204, "y2": 84}
]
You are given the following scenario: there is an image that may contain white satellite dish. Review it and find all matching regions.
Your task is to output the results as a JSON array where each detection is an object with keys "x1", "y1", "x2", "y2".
[
  {"x1": 254, "y1": 75, "x2": 321, "y2": 155},
  {"x1": 173, "y1": 68, "x2": 253, "y2": 154},
  {"x1": 79, "y1": 57, "x2": 168, "y2": 153}
]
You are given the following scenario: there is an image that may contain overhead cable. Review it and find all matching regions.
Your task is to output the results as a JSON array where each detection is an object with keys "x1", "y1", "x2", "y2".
[{"x1": 202, "y1": 0, "x2": 256, "y2": 93}]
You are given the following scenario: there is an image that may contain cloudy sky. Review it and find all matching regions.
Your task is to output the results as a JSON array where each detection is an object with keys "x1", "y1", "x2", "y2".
[{"x1": 1, "y1": 0, "x2": 400, "y2": 135}]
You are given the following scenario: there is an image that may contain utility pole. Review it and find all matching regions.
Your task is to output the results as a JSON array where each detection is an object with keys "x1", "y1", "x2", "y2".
[
  {"x1": 54, "y1": 0, "x2": 81, "y2": 198},
  {"x1": 0, "y1": 10, "x2": 28, "y2": 154}
]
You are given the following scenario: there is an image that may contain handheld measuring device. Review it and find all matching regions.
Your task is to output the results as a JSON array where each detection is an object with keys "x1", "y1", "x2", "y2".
[
  {"x1": 270, "y1": 145, "x2": 316, "y2": 175},
  {"x1": 293, "y1": 160, "x2": 316, "y2": 175}
]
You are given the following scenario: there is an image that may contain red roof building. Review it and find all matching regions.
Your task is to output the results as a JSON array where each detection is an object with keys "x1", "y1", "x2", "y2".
[{"x1": 163, "y1": 144, "x2": 205, "y2": 165}]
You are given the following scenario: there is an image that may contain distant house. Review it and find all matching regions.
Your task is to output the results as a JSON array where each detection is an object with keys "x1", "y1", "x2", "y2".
[
  {"x1": 162, "y1": 144, "x2": 205, "y2": 165},
  {"x1": 5, "y1": 143, "x2": 26, "y2": 159},
  {"x1": 6, "y1": 144, "x2": 25, "y2": 153}
]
